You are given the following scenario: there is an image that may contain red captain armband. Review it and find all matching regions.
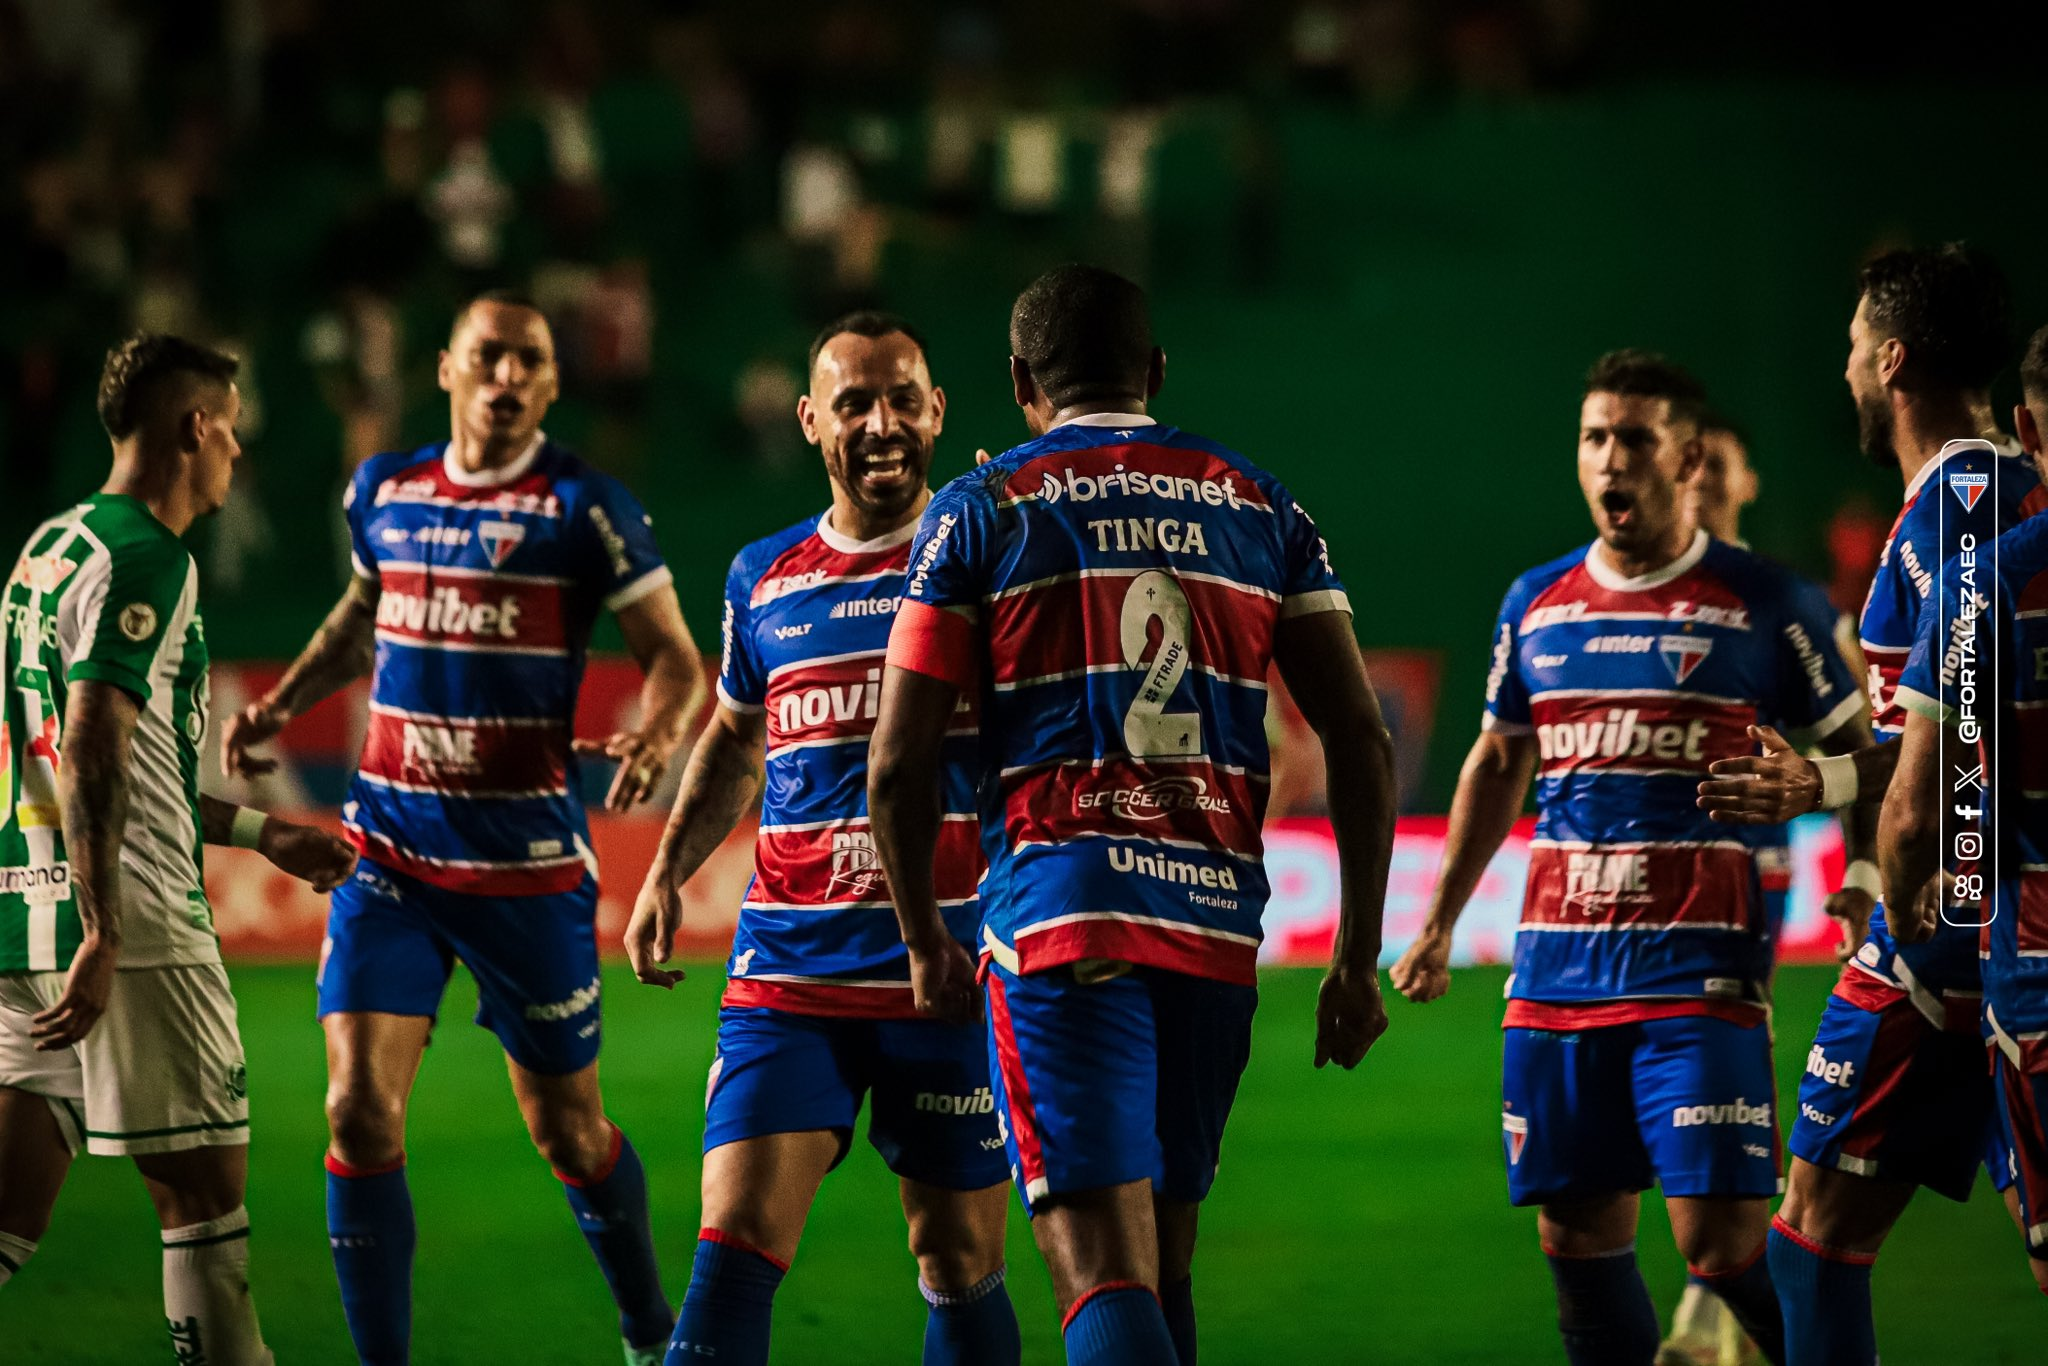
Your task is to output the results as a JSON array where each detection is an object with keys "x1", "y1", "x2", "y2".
[{"x1": 885, "y1": 600, "x2": 978, "y2": 692}]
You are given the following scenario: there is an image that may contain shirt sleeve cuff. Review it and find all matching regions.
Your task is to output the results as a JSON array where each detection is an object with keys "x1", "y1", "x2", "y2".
[
  {"x1": 886, "y1": 601, "x2": 978, "y2": 691},
  {"x1": 67, "y1": 659, "x2": 152, "y2": 705},
  {"x1": 606, "y1": 564, "x2": 674, "y2": 612},
  {"x1": 1481, "y1": 712, "x2": 1532, "y2": 735},
  {"x1": 1281, "y1": 588, "x2": 1352, "y2": 619},
  {"x1": 715, "y1": 680, "x2": 766, "y2": 714},
  {"x1": 1893, "y1": 686, "x2": 1953, "y2": 724},
  {"x1": 1789, "y1": 688, "x2": 1870, "y2": 745}
]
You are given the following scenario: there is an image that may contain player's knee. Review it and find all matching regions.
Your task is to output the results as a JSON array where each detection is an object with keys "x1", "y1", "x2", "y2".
[
  {"x1": 528, "y1": 1110, "x2": 612, "y2": 1180},
  {"x1": 325, "y1": 1082, "x2": 405, "y2": 1167},
  {"x1": 905, "y1": 1201, "x2": 1004, "y2": 1292}
]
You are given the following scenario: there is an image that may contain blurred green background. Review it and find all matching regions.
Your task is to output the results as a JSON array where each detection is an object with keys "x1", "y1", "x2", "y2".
[{"x1": 9, "y1": 2, "x2": 2048, "y2": 806}]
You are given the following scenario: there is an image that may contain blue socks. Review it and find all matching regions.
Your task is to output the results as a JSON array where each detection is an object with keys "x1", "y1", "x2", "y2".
[
  {"x1": 326, "y1": 1155, "x2": 415, "y2": 1366},
  {"x1": 1062, "y1": 1283, "x2": 1179, "y2": 1366},
  {"x1": 557, "y1": 1124, "x2": 673, "y2": 1351},
  {"x1": 1768, "y1": 1216, "x2": 1877, "y2": 1366},
  {"x1": 1544, "y1": 1243, "x2": 1660, "y2": 1366},
  {"x1": 1161, "y1": 1275, "x2": 1196, "y2": 1364},
  {"x1": 1691, "y1": 1246, "x2": 1785, "y2": 1366},
  {"x1": 921, "y1": 1265, "x2": 1021, "y2": 1366},
  {"x1": 667, "y1": 1232, "x2": 786, "y2": 1366}
]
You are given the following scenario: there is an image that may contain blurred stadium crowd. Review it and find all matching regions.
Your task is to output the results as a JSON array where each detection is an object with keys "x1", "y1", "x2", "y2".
[{"x1": 3, "y1": 0, "x2": 2043, "y2": 665}]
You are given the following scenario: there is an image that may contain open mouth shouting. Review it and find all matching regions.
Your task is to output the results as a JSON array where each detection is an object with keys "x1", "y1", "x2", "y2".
[
  {"x1": 852, "y1": 442, "x2": 917, "y2": 500},
  {"x1": 485, "y1": 392, "x2": 527, "y2": 426},
  {"x1": 1598, "y1": 487, "x2": 1638, "y2": 534}
]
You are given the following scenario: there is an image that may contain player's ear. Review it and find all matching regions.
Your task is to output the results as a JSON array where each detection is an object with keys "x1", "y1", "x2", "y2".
[
  {"x1": 1875, "y1": 336, "x2": 1907, "y2": 388},
  {"x1": 178, "y1": 404, "x2": 207, "y2": 454},
  {"x1": 437, "y1": 348, "x2": 454, "y2": 394},
  {"x1": 796, "y1": 393, "x2": 821, "y2": 446},
  {"x1": 2017, "y1": 402, "x2": 2044, "y2": 460},
  {"x1": 1010, "y1": 356, "x2": 1035, "y2": 410},
  {"x1": 928, "y1": 385, "x2": 946, "y2": 438},
  {"x1": 1147, "y1": 347, "x2": 1166, "y2": 399},
  {"x1": 1676, "y1": 428, "x2": 1705, "y2": 483}
]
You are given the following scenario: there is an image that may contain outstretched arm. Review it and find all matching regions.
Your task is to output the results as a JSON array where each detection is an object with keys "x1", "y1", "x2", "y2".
[
  {"x1": 574, "y1": 586, "x2": 708, "y2": 812},
  {"x1": 624, "y1": 703, "x2": 765, "y2": 988},
  {"x1": 197, "y1": 794, "x2": 358, "y2": 892},
  {"x1": 222, "y1": 574, "x2": 379, "y2": 778},
  {"x1": 1695, "y1": 723, "x2": 1898, "y2": 824},
  {"x1": 1390, "y1": 727, "x2": 1538, "y2": 1003},
  {"x1": 868, "y1": 664, "x2": 978, "y2": 1024},
  {"x1": 1273, "y1": 611, "x2": 1396, "y2": 1070},
  {"x1": 35, "y1": 680, "x2": 140, "y2": 1049}
]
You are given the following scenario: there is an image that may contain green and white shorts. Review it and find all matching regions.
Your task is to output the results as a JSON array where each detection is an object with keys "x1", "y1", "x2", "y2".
[{"x1": 0, "y1": 963, "x2": 249, "y2": 1156}]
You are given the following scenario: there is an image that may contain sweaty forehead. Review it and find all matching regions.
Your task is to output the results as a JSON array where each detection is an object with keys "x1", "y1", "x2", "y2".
[
  {"x1": 812, "y1": 331, "x2": 929, "y2": 397},
  {"x1": 1581, "y1": 390, "x2": 1670, "y2": 430}
]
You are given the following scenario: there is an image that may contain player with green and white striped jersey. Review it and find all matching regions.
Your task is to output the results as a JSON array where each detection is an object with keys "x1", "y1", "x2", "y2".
[{"x1": 0, "y1": 335, "x2": 356, "y2": 1366}]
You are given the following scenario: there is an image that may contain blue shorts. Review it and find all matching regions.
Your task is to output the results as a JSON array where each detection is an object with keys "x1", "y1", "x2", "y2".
[
  {"x1": 1787, "y1": 990, "x2": 2000, "y2": 1202},
  {"x1": 1503, "y1": 1015, "x2": 1781, "y2": 1206},
  {"x1": 704, "y1": 1006, "x2": 1008, "y2": 1191},
  {"x1": 317, "y1": 860, "x2": 603, "y2": 1075},
  {"x1": 984, "y1": 961, "x2": 1257, "y2": 1215}
]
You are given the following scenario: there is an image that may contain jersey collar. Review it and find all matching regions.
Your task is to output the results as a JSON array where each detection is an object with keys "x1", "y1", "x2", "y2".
[
  {"x1": 1899, "y1": 436, "x2": 2014, "y2": 505},
  {"x1": 1583, "y1": 527, "x2": 1709, "y2": 592},
  {"x1": 1052, "y1": 411, "x2": 1157, "y2": 431},
  {"x1": 816, "y1": 510, "x2": 919, "y2": 555},
  {"x1": 442, "y1": 432, "x2": 545, "y2": 488}
]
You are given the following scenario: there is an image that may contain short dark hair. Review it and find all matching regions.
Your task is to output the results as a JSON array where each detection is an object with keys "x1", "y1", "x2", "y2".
[
  {"x1": 96, "y1": 333, "x2": 239, "y2": 440},
  {"x1": 450, "y1": 288, "x2": 547, "y2": 341},
  {"x1": 1009, "y1": 264, "x2": 1153, "y2": 410},
  {"x1": 1583, "y1": 348, "x2": 1708, "y2": 427},
  {"x1": 2020, "y1": 324, "x2": 2048, "y2": 402},
  {"x1": 807, "y1": 310, "x2": 928, "y2": 375},
  {"x1": 1857, "y1": 242, "x2": 2010, "y2": 390}
]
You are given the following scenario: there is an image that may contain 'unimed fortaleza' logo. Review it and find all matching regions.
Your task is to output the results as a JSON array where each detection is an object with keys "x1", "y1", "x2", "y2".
[{"x1": 1108, "y1": 845, "x2": 1239, "y2": 890}]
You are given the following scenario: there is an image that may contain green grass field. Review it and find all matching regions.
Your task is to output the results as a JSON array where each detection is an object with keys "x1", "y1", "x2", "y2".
[{"x1": 5, "y1": 964, "x2": 2039, "y2": 1364}]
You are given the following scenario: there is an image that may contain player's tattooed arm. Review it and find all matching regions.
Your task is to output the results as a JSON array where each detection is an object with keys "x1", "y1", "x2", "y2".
[
  {"x1": 1876, "y1": 710, "x2": 1947, "y2": 944},
  {"x1": 1391, "y1": 728, "x2": 1538, "y2": 1004},
  {"x1": 197, "y1": 795, "x2": 357, "y2": 892},
  {"x1": 221, "y1": 574, "x2": 379, "y2": 778},
  {"x1": 576, "y1": 586, "x2": 707, "y2": 812},
  {"x1": 625, "y1": 703, "x2": 765, "y2": 988},
  {"x1": 34, "y1": 680, "x2": 140, "y2": 1049},
  {"x1": 868, "y1": 665, "x2": 979, "y2": 1025},
  {"x1": 1275, "y1": 610, "x2": 1396, "y2": 1070}
]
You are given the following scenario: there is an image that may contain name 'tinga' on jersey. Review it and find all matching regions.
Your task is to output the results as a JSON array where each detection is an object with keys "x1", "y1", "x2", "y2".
[
  {"x1": 888, "y1": 415, "x2": 1350, "y2": 986},
  {"x1": 343, "y1": 437, "x2": 671, "y2": 895},
  {"x1": 717, "y1": 512, "x2": 982, "y2": 1018},
  {"x1": 1484, "y1": 531, "x2": 1862, "y2": 1026}
]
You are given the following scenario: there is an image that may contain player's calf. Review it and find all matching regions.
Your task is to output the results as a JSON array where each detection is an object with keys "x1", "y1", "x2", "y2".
[
  {"x1": 136, "y1": 1145, "x2": 272, "y2": 1366},
  {"x1": 512, "y1": 1061, "x2": 672, "y2": 1356},
  {"x1": 1666, "y1": 1197, "x2": 1782, "y2": 1364},
  {"x1": 1155, "y1": 1198, "x2": 1200, "y2": 1366},
  {"x1": 904, "y1": 1179, "x2": 1018, "y2": 1366}
]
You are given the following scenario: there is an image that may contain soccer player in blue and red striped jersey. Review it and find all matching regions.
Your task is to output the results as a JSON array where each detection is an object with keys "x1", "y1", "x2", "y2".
[
  {"x1": 624, "y1": 313, "x2": 1015, "y2": 1366},
  {"x1": 1394, "y1": 350, "x2": 1874, "y2": 1366},
  {"x1": 1694, "y1": 248, "x2": 2046, "y2": 1365},
  {"x1": 868, "y1": 265, "x2": 1399, "y2": 1366},
  {"x1": 1886, "y1": 347, "x2": 2048, "y2": 1296},
  {"x1": 222, "y1": 292, "x2": 706, "y2": 1365}
]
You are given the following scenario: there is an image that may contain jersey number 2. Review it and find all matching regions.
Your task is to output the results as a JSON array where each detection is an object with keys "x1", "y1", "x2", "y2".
[{"x1": 1119, "y1": 571, "x2": 1202, "y2": 756}]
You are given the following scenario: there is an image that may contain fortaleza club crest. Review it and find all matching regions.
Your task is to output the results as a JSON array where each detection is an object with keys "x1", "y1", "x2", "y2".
[
  {"x1": 1658, "y1": 633, "x2": 1713, "y2": 685},
  {"x1": 478, "y1": 519, "x2": 526, "y2": 568},
  {"x1": 1949, "y1": 470, "x2": 1989, "y2": 511},
  {"x1": 1503, "y1": 1110, "x2": 1528, "y2": 1165}
]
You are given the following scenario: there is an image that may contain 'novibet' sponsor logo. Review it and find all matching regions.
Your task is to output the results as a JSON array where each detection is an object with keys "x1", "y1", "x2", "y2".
[
  {"x1": 1671, "y1": 1097, "x2": 1772, "y2": 1129},
  {"x1": 914, "y1": 1087, "x2": 995, "y2": 1115},
  {"x1": 524, "y1": 975, "x2": 601, "y2": 1022}
]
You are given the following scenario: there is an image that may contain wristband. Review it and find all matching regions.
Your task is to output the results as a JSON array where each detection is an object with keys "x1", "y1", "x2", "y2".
[
  {"x1": 1841, "y1": 858, "x2": 1882, "y2": 899},
  {"x1": 230, "y1": 806, "x2": 269, "y2": 850},
  {"x1": 1812, "y1": 753, "x2": 1859, "y2": 810}
]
